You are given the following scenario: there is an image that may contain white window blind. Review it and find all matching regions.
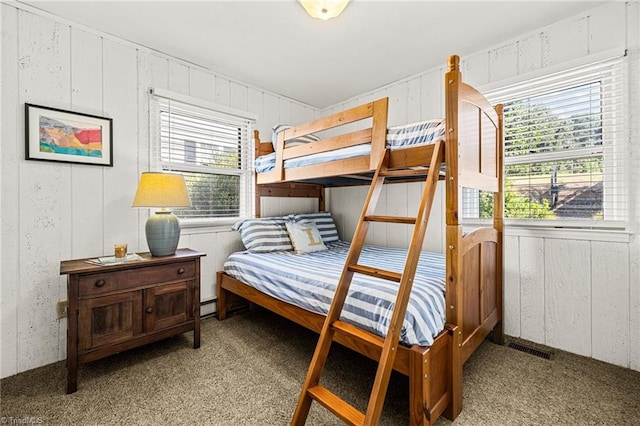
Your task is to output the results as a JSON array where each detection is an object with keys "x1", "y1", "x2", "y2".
[
  {"x1": 153, "y1": 95, "x2": 254, "y2": 221},
  {"x1": 463, "y1": 56, "x2": 627, "y2": 229}
]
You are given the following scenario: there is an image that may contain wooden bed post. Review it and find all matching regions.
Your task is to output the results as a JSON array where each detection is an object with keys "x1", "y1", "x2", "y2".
[
  {"x1": 274, "y1": 129, "x2": 286, "y2": 182},
  {"x1": 216, "y1": 271, "x2": 228, "y2": 320},
  {"x1": 444, "y1": 55, "x2": 464, "y2": 330},
  {"x1": 409, "y1": 347, "x2": 430, "y2": 425},
  {"x1": 444, "y1": 54, "x2": 464, "y2": 420},
  {"x1": 369, "y1": 97, "x2": 389, "y2": 169},
  {"x1": 254, "y1": 130, "x2": 262, "y2": 218}
]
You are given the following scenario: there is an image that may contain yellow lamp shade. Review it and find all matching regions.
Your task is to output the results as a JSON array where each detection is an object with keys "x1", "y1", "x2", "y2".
[
  {"x1": 132, "y1": 172, "x2": 191, "y2": 208},
  {"x1": 132, "y1": 172, "x2": 191, "y2": 256}
]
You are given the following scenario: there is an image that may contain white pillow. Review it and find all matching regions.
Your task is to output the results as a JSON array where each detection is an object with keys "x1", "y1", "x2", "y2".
[{"x1": 285, "y1": 220, "x2": 327, "y2": 254}]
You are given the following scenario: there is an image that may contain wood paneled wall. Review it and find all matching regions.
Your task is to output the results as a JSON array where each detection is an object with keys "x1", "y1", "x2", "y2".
[
  {"x1": 325, "y1": 2, "x2": 640, "y2": 371},
  {"x1": 0, "y1": 3, "x2": 319, "y2": 378}
]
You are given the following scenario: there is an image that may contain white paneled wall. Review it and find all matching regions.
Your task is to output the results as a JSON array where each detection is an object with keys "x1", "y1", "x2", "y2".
[
  {"x1": 260, "y1": 197, "x2": 319, "y2": 218},
  {"x1": 1, "y1": 1, "x2": 638, "y2": 379},
  {"x1": 326, "y1": 2, "x2": 639, "y2": 371},
  {"x1": 0, "y1": 3, "x2": 319, "y2": 378},
  {"x1": 330, "y1": 183, "x2": 446, "y2": 254},
  {"x1": 502, "y1": 234, "x2": 632, "y2": 369}
]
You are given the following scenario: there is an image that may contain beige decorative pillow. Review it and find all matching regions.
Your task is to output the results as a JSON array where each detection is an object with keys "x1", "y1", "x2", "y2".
[{"x1": 285, "y1": 220, "x2": 327, "y2": 254}]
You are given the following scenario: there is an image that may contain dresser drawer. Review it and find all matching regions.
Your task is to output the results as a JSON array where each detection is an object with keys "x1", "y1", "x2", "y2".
[{"x1": 78, "y1": 260, "x2": 196, "y2": 296}]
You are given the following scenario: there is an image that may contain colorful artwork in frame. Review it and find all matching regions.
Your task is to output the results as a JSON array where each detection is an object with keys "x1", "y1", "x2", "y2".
[{"x1": 25, "y1": 103, "x2": 113, "y2": 166}]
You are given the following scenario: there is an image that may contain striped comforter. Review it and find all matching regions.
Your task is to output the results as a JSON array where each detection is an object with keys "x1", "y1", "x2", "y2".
[{"x1": 223, "y1": 241, "x2": 446, "y2": 347}]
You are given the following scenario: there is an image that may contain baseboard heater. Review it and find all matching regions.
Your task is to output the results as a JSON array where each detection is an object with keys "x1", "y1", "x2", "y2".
[{"x1": 200, "y1": 298, "x2": 217, "y2": 319}]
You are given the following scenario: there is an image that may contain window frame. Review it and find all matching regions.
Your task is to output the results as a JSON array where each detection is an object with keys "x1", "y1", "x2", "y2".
[
  {"x1": 462, "y1": 51, "x2": 628, "y2": 232},
  {"x1": 149, "y1": 88, "x2": 257, "y2": 228}
]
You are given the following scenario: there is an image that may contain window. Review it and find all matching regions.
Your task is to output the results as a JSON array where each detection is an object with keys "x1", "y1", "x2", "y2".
[
  {"x1": 464, "y1": 56, "x2": 627, "y2": 228},
  {"x1": 151, "y1": 90, "x2": 255, "y2": 222}
]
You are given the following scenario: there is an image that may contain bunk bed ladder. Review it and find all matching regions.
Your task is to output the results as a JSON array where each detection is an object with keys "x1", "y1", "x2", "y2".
[{"x1": 291, "y1": 140, "x2": 445, "y2": 426}]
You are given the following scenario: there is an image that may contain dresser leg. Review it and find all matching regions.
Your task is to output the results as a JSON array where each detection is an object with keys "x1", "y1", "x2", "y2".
[
  {"x1": 67, "y1": 277, "x2": 79, "y2": 393},
  {"x1": 194, "y1": 317, "x2": 201, "y2": 349},
  {"x1": 66, "y1": 357, "x2": 78, "y2": 394}
]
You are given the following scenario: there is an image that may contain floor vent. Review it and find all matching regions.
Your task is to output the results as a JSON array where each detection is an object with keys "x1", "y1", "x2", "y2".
[{"x1": 508, "y1": 342, "x2": 552, "y2": 360}]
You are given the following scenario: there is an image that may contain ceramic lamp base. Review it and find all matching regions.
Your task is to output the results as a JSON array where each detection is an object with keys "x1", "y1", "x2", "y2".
[{"x1": 145, "y1": 211, "x2": 180, "y2": 256}]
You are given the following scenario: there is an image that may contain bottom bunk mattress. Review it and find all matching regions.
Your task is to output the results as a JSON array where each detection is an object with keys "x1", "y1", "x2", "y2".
[{"x1": 223, "y1": 241, "x2": 446, "y2": 347}]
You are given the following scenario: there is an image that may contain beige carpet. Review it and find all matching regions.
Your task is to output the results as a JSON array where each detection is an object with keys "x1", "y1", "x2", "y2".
[{"x1": 2, "y1": 308, "x2": 639, "y2": 425}]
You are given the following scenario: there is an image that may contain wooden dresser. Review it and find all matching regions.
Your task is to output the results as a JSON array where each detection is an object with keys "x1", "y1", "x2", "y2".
[{"x1": 60, "y1": 248, "x2": 206, "y2": 393}]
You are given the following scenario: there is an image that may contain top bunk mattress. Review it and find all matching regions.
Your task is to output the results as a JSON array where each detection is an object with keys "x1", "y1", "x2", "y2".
[
  {"x1": 223, "y1": 241, "x2": 446, "y2": 347},
  {"x1": 255, "y1": 119, "x2": 445, "y2": 174}
]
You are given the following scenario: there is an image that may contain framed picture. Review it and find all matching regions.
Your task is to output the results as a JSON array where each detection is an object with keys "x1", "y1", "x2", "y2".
[{"x1": 25, "y1": 103, "x2": 113, "y2": 166}]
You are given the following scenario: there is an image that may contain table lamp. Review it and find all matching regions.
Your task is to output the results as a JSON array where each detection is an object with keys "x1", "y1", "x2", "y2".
[{"x1": 132, "y1": 172, "x2": 191, "y2": 256}]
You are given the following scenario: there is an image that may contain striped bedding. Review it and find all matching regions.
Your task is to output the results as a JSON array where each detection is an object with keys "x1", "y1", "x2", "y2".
[
  {"x1": 223, "y1": 241, "x2": 446, "y2": 347},
  {"x1": 255, "y1": 119, "x2": 445, "y2": 174}
]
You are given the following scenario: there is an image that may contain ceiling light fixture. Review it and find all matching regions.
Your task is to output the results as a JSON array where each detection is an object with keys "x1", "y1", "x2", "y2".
[{"x1": 299, "y1": 0, "x2": 350, "y2": 21}]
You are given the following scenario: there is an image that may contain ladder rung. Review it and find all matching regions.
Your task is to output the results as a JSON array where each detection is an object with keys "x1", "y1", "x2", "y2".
[
  {"x1": 307, "y1": 385, "x2": 365, "y2": 426},
  {"x1": 332, "y1": 320, "x2": 384, "y2": 349},
  {"x1": 380, "y1": 168, "x2": 429, "y2": 177},
  {"x1": 365, "y1": 215, "x2": 416, "y2": 224},
  {"x1": 348, "y1": 264, "x2": 401, "y2": 282}
]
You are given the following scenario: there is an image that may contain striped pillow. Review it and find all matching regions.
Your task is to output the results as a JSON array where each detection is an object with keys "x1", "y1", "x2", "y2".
[
  {"x1": 387, "y1": 119, "x2": 445, "y2": 149},
  {"x1": 293, "y1": 212, "x2": 339, "y2": 243},
  {"x1": 233, "y1": 218, "x2": 293, "y2": 252},
  {"x1": 272, "y1": 124, "x2": 320, "y2": 150}
]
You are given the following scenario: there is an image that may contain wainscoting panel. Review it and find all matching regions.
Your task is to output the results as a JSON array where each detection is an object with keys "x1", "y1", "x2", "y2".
[
  {"x1": 544, "y1": 239, "x2": 591, "y2": 357},
  {"x1": 591, "y1": 241, "x2": 630, "y2": 367}
]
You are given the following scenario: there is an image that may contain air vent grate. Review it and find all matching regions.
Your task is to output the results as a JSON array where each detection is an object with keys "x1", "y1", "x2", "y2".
[{"x1": 508, "y1": 342, "x2": 552, "y2": 360}]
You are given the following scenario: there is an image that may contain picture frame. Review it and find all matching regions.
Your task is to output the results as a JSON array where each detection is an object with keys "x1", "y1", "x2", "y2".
[{"x1": 25, "y1": 103, "x2": 113, "y2": 166}]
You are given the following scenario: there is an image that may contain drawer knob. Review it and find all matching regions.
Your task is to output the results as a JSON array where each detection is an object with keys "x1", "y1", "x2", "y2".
[
  {"x1": 146, "y1": 307, "x2": 154, "y2": 314},
  {"x1": 95, "y1": 279, "x2": 106, "y2": 288},
  {"x1": 177, "y1": 268, "x2": 185, "y2": 274}
]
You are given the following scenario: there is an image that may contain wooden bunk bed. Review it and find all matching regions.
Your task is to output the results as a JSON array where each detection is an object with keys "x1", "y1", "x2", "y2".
[{"x1": 217, "y1": 55, "x2": 504, "y2": 425}]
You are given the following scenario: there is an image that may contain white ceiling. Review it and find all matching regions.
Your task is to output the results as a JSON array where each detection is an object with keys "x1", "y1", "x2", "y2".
[{"x1": 20, "y1": 1, "x2": 609, "y2": 108}]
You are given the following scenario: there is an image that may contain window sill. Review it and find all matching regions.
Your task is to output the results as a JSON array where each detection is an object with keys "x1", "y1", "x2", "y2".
[
  {"x1": 178, "y1": 218, "x2": 239, "y2": 234},
  {"x1": 503, "y1": 226, "x2": 631, "y2": 243},
  {"x1": 463, "y1": 220, "x2": 632, "y2": 243}
]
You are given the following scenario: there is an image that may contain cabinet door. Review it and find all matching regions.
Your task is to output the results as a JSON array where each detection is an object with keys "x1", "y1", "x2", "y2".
[
  {"x1": 144, "y1": 281, "x2": 194, "y2": 333},
  {"x1": 78, "y1": 291, "x2": 143, "y2": 351}
]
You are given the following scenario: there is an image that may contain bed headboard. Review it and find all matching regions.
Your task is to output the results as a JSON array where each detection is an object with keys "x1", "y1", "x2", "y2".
[
  {"x1": 445, "y1": 55, "x2": 504, "y2": 226},
  {"x1": 254, "y1": 129, "x2": 274, "y2": 158},
  {"x1": 253, "y1": 131, "x2": 326, "y2": 217},
  {"x1": 255, "y1": 182, "x2": 325, "y2": 218}
]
